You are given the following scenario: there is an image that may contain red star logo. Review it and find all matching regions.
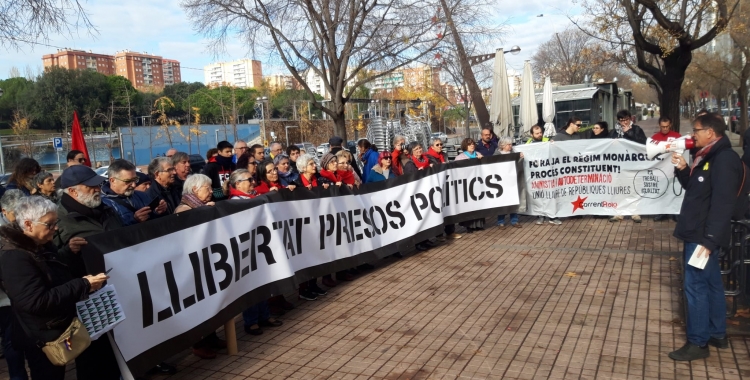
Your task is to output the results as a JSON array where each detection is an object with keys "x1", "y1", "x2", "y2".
[{"x1": 571, "y1": 196, "x2": 587, "y2": 212}]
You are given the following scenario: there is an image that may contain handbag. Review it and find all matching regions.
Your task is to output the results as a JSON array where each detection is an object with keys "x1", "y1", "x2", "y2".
[{"x1": 16, "y1": 313, "x2": 91, "y2": 366}]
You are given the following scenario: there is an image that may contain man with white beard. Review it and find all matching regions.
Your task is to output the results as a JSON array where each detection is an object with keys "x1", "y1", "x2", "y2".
[{"x1": 54, "y1": 165, "x2": 123, "y2": 277}]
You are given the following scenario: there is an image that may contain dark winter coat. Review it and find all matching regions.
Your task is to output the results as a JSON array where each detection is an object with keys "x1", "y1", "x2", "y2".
[
  {"x1": 366, "y1": 165, "x2": 397, "y2": 183},
  {"x1": 100, "y1": 182, "x2": 156, "y2": 226},
  {"x1": 359, "y1": 149, "x2": 380, "y2": 183},
  {"x1": 145, "y1": 181, "x2": 181, "y2": 215},
  {"x1": 609, "y1": 124, "x2": 647, "y2": 144},
  {"x1": 674, "y1": 135, "x2": 742, "y2": 251},
  {"x1": 54, "y1": 193, "x2": 124, "y2": 277},
  {"x1": 0, "y1": 225, "x2": 89, "y2": 346}
]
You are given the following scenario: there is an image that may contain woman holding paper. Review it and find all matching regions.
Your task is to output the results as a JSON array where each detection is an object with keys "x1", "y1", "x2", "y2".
[{"x1": 0, "y1": 196, "x2": 113, "y2": 379}]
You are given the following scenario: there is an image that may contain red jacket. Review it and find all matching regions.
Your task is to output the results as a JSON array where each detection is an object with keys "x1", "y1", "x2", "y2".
[
  {"x1": 651, "y1": 130, "x2": 682, "y2": 142},
  {"x1": 391, "y1": 150, "x2": 403, "y2": 176},
  {"x1": 255, "y1": 181, "x2": 285, "y2": 195},
  {"x1": 424, "y1": 147, "x2": 446, "y2": 163}
]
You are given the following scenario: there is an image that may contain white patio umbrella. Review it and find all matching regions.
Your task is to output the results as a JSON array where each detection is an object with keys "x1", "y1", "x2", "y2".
[
  {"x1": 490, "y1": 48, "x2": 513, "y2": 136},
  {"x1": 519, "y1": 60, "x2": 538, "y2": 138},
  {"x1": 542, "y1": 76, "x2": 556, "y2": 137}
]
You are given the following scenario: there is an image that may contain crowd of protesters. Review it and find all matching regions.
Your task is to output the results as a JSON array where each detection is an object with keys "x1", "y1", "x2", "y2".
[{"x1": 0, "y1": 107, "x2": 727, "y2": 379}]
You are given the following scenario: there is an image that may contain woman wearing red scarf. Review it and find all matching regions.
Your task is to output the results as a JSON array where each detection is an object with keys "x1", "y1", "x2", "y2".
[
  {"x1": 336, "y1": 150, "x2": 361, "y2": 186},
  {"x1": 294, "y1": 154, "x2": 330, "y2": 190},
  {"x1": 402, "y1": 142, "x2": 432, "y2": 174},
  {"x1": 223, "y1": 169, "x2": 258, "y2": 199},
  {"x1": 318, "y1": 153, "x2": 344, "y2": 186},
  {"x1": 424, "y1": 138, "x2": 447, "y2": 165},
  {"x1": 255, "y1": 161, "x2": 295, "y2": 194},
  {"x1": 390, "y1": 135, "x2": 406, "y2": 176}
]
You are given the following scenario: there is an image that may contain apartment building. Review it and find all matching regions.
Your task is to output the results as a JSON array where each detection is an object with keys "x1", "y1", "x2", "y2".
[
  {"x1": 42, "y1": 49, "x2": 116, "y2": 75},
  {"x1": 163, "y1": 59, "x2": 182, "y2": 86},
  {"x1": 42, "y1": 49, "x2": 182, "y2": 90},
  {"x1": 368, "y1": 65, "x2": 442, "y2": 92},
  {"x1": 265, "y1": 74, "x2": 299, "y2": 91},
  {"x1": 203, "y1": 59, "x2": 263, "y2": 88}
]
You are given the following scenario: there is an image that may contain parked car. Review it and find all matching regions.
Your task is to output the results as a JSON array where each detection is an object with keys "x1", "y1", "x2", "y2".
[
  {"x1": 317, "y1": 143, "x2": 330, "y2": 157},
  {"x1": 0, "y1": 174, "x2": 10, "y2": 187},
  {"x1": 431, "y1": 132, "x2": 448, "y2": 141},
  {"x1": 94, "y1": 166, "x2": 143, "y2": 179}
]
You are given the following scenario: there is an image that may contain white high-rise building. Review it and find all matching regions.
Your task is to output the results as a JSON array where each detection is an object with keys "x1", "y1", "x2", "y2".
[{"x1": 203, "y1": 59, "x2": 263, "y2": 88}]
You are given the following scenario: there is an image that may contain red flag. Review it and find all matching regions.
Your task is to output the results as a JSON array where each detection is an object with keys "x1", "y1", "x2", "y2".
[{"x1": 71, "y1": 111, "x2": 91, "y2": 167}]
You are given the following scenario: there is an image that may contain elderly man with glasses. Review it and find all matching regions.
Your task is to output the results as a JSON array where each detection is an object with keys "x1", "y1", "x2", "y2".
[
  {"x1": 101, "y1": 159, "x2": 167, "y2": 226},
  {"x1": 145, "y1": 157, "x2": 181, "y2": 214}
]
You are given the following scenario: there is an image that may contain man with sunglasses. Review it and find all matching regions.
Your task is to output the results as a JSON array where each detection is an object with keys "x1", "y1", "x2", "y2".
[
  {"x1": 552, "y1": 118, "x2": 582, "y2": 141},
  {"x1": 668, "y1": 113, "x2": 742, "y2": 361},
  {"x1": 101, "y1": 159, "x2": 168, "y2": 226}
]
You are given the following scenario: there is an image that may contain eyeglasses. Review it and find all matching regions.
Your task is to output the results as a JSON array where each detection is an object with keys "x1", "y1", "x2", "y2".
[
  {"x1": 235, "y1": 147, "x2": 248, "y2": 150},
  {"x1": 337, "y1": 161, "x2": 348, "y2": 165},
  {"x1": 618, "y1": 118, "x2": 630, "y2": 122},
  {"x1": 159, "y1": 168, "x2": 176, "y2": 173},
  {"x1": 434, "y1": 143, "x2": 443, "y2": 147},
  {"x1": 77, "y1": 158, "x2": 86, "y2": 163},
  {"x1": 575, "y1": 123, "x2": 582, "y2": 127},
  {"x1": 382, "y1": 157, "x2": 392, "y2": 160},
  {"x1": 236, "y1": 178, "x2": 254, "y2": 184},
  {"x1": 33, "y1": 221, "x2": 57, "y2": 230},
  {"x1": 113, "y1": 177, "x2": 139, "y2": 185},
  {"x1": 267, "y1": 168, "x2": 278, "y2": 173},
  {"x1": 692, "y1": 128, "x2": 707, "y2": 134}
]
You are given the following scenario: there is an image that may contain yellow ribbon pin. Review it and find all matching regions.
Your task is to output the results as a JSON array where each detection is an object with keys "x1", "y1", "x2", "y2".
[{"x1": 703, "y1": 162, "x2": 709, "y2": 171}]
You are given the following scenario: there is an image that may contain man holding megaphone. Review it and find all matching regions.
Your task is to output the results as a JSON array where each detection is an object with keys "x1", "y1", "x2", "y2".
[{"x1": 668, "y1": 114, "x2": 742, "y2": 361}]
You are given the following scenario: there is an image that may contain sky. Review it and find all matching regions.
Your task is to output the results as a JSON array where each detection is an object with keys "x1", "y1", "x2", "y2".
[{"x1": 0, "y1": 0, "x2": 581, "y2": 84}]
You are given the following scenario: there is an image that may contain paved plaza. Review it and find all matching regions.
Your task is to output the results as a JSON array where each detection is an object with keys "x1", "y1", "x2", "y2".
[{"x1": 83, "y1": 217, "x2": 750, "y2": 379}]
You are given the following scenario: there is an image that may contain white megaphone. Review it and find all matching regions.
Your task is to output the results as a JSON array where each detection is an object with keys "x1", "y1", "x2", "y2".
[{"x1": 646, "y1": 136, "x2": 695, "y2": 165}]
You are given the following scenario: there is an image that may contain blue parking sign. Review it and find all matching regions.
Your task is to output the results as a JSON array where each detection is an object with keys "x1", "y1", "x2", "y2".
[{"x1": 53, "y1": 137, "x2": 63, "y2": 151}]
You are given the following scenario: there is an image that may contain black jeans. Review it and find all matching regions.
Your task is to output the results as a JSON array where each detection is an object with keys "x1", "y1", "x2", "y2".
[{"x1": 0, "y1": 307, "x2": 28, "y2": 380}]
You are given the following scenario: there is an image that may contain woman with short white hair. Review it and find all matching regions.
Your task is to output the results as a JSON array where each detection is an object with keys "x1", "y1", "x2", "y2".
[
  {"x1": 174, "y1": 174, "x2": 215, "y2": 214},
  {"x1": 0, "y1": 196, "x2": 111, "y2": 379},
  {"x1": 496, "y1": 137, "x2": 525, "y2": 229}
]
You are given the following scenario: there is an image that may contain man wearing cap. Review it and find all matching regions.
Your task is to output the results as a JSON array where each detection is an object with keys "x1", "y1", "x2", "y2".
[
  {"x1": 329, "y1": 136, "x2": 362, "y2": 179},
  {"x1": 101, "y1": 159, "x2": 167, "y2": 226},
  {"x1": 54, "y1": 165, "x2": 123, "y2": 277}
]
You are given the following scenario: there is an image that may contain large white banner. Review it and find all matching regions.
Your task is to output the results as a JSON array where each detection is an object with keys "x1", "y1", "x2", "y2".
[
  {"x1": 515, "y1": 139, "x2": 685, "y2": 217},
  {"x1": 92, "y1": 157, "x2": 520, "y2": 369}
]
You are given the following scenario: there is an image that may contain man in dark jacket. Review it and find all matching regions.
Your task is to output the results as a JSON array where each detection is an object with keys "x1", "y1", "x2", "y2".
[
  {"x1": 477, "y1": 127, "x2": 498, "y2": 157},
  {"x1": 668, "y1": 114, "x2": 741, "y2": 361},
  {"x1": 51, "y1": 165, "x2": 124, "y2": 380},
  {"x1": 172, "y1": 151, "x2": 192, "y2": 196},
  {"x1": 101, "y1": 159, "x2": 167, "y2": 226},
  {"x1": 202, "y1": 141, "x2": 236, "y2": 201},
  {"x1": 610, "y1": 109, "x2": 646, "y2": 223},
  {"x1": 146, "y1": 157, "x2": 181, "y2": 214},
  {"x1": 329, "y1": 136, "x2": 363, "y2": 179}
]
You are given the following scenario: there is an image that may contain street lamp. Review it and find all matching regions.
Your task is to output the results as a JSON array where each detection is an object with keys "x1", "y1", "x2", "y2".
[
  {"x1": 506, "y1": 46, "x2": 521, "y2": 55},
  {"x1": 256, "y1": 97, "x2": 269, "y2": 145}
]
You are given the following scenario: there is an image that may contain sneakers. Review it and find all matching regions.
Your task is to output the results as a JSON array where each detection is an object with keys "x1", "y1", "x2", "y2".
[
  {"x1": 548, "y1": 218, "x2": 562, "y2": 225},
  {"x1": 415, "y1": 243, "x2": 429, "y2": 251},
  {"x1": 511, "y1": 223, "x2": 522, "y2": 228},
  {"x1": 436, "y1": 235, "x2": 447, "y2": 242},
  {"x1": 535, "y1": 217, "x2": 544, "y2": 225},
  {"x1": 447, "y1": 233, "x2": 462, "y2": 239},
  {"x1": 653, "y1": 214, "x2": 668, "y2": 222},
  {"x1": 668, "y1": 343, "x2": 709, "y2": 361},
  {"x1": 299, "y1": 289, "x2": 318, "y2": 301},
  {"x1": 632, "y1": 215, "x2": 642, "y2": 223},
  {"x1": 609, "y1": 215, "x2": 623, "y2": 222},
  {"x1": 497, "y1": 223, "x2": 506, "y2": 229},
  {"x1": 708, "y1": 336, "x2": 729, "y2": 349},
  {"x1": 496, "y1": 219, "x2": 506, "y2": 226},
  {"x1": 244, "y1": 324, "x2": 262, "y2": 336},
  {"x1": 309, "y1": 284, "x2": 328, "y2": 296}
]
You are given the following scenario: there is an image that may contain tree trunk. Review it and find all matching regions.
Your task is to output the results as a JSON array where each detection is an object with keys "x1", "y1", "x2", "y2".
[
  {"x1": 739, "y1": 80, "x2": 748, "y2": 145},
  {"x1": 657, "y1": 52, "x2": 691, "y2": 134},
  {"x1": 331, "y1": 98, "x2": 347, "y2": 139}
]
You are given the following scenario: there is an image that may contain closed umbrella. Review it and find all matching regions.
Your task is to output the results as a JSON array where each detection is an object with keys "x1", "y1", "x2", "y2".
[
  {"x1": 490, "y1": 48, "x2": 513, "y2": 136},
  {"x1": 542, "y1": 76, "x2": 556, "y2": 137},
  {"x1": 519, "y1": 61, "x2": 538, "y2": 138}
]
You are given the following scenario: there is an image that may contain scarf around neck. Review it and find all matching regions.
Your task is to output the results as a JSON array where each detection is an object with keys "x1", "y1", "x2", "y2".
[
  {"x1": 691, "y1": 138, "x2": 720, "y2": 173},
  {"x1": 411, "y1": 155, "x2": 430, "y2": 170},
  {"x1": 463, "y1": 151, "x2": 477, "y2": 159},
  {"x1": 300, "y1": 174, "x2": 318, "y2": 188},
  {"x1": 229, "y1": 187, "x2": 257, "y2": 199},
  {"x1": 180, "y1": 193, "x2": 206, "y2": 209}
]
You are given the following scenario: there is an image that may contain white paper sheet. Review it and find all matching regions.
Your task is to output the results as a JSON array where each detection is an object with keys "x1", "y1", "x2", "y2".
[
  {"x1": 76, "y1": 285, "x2": 126, "y2": 340},
  {"x1": 687, "y1": 245, "x2": 709, "y2": 270}
]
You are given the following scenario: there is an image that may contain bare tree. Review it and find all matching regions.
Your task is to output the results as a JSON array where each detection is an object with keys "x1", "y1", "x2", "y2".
[
  {"x1": 0, "y1": 0, "x2": 95, "y2": 48},
  {"x1": 532, "y1": 27, "x2": 609, "y2": 85},
  {"x1": 575, "y1": 0, "x2": 738, "y2": 132},
  {"x1": 181, "y1": 0, "x2": 445, "y2": 139}
]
